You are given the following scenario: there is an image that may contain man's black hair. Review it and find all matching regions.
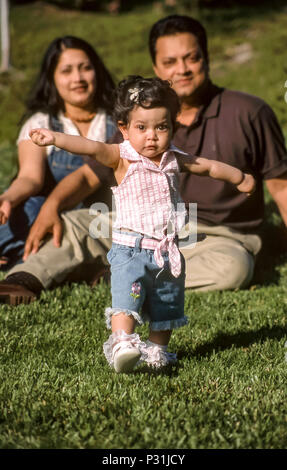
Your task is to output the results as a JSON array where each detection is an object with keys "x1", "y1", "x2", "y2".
[{"x1": 149, "y1": 15, "x2": 209, "y2": 65}]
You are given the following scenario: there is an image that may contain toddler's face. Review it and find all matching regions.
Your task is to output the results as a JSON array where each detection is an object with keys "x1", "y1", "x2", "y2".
[{"x1": 119, "y1": 106, "x2": 173, "y2": 164}]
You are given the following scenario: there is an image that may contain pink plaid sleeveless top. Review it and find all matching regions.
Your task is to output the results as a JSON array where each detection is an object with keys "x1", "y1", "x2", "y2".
[{"x1": 111, "y1": 140, "x2": 188, "y2": 277}]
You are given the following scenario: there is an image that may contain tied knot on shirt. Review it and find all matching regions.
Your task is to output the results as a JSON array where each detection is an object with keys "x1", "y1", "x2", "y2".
[{"x1": 154, "y1": 234, "x2": 182, "y2": 278}]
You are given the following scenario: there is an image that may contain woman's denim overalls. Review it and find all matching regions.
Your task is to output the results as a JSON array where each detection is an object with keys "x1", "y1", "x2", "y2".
[{"x1": 0, "y1": 115, "x2": 116, "y2": 270}]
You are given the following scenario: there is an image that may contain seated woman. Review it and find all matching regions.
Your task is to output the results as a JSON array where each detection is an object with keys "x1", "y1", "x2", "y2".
[{"x1": 0, "y1": 35, "x2": 116, "y2": 270}]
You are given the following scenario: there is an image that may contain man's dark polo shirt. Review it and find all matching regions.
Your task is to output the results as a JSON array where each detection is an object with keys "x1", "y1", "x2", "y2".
[{"x1": 174, "y1": 83, "x2": 287, "y2": 232}]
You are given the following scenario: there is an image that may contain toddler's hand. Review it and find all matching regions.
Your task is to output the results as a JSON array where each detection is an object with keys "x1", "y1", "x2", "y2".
[
  {"x1": 30, "y1": 128, "x2": 55, "y2": 146},
  {"x1": 237, "y1": 173, "x2": 256, "y2": 196}
]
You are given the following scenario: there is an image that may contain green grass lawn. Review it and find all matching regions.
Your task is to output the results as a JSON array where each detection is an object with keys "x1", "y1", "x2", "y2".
[
  {"x1": 0, "y1": 281, "x2": 286, "y2": 449},
  {"x1": 0, "y1": 1, "x2": 286, "y2": 449}
]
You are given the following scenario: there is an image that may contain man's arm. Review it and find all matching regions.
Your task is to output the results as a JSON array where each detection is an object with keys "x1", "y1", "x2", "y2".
[
  {"x1": 46, "y1": 163, "x2": 101, "y2": 212},
  {"x1": 266, "y1": 173, "x2": 287, "y2": 226},
  {"x1": 23, "y1": 164, "x2": 101, "y2": 259}
]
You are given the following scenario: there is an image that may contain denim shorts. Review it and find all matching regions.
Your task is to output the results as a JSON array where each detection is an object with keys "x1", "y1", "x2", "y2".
[{"x1": 105, "y1": 233, "x2": 188, "y2": 331}]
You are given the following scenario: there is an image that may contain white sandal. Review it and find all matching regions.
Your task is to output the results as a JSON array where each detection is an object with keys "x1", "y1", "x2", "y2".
[
  {"x1": 112, "y1": 341, "x2": 141, "y2": 373},
  {"x1": 103, "y1": 330, "x2": 144, "y2": 373},
  {"x1": 142, "y1": 341, "x2": 177, "y2": 369}
]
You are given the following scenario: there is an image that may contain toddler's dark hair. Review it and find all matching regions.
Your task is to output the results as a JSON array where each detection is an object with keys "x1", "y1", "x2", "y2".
[{"x1": 113, "y1": 75, "x2": 180, "y2": 130}]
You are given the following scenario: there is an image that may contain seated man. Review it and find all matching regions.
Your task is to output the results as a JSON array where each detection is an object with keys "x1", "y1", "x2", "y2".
[
  {"x1": 149, "y1": 14, "x2": 287, "y2": 290},
  {"x1": 1, "y1": 15, "x2": 287, "y2": 304}
]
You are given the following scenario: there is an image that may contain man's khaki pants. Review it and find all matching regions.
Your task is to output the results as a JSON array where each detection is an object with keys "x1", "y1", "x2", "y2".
[
  {"x1": 9, "y1": 210, "x2": 262, "y2": 291},
  {"x1": 180, "y1": 222, "x2": 261, "y2": 291}
]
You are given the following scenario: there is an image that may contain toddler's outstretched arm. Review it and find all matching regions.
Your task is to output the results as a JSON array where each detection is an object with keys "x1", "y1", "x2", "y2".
[
  {"x1": 30, "y1": 128, "x2": 120, "y2": 169},
  {"x1": 180, "y1": 155, "x2": 255, "y2": 195}
]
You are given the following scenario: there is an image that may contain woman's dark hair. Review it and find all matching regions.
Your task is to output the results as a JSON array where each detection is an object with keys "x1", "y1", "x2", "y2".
[
  {"x1": 113, "y1": 75, "x2": 180, "y2": 130},
  {"x1": 149, "y1": 15, "x2": 209, "y2": 65},
  {"x1": 22, "y1": 36, "x2": 115, "y2": 121}
]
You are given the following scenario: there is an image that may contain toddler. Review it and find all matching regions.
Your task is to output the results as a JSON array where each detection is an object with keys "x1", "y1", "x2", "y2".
[{"x1": 30, "y1": 76, "x2": 255, "y2": 373}]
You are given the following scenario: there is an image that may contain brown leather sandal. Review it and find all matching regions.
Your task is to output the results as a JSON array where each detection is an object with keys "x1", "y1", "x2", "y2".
[{"x1": 0, "y1": 281, "x2": 37, "y2": 306}]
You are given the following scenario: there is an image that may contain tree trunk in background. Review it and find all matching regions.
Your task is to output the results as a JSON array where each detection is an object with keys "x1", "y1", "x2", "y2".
[{"x1": 0, "y1": 0, "x2": 10, "y2": 71}]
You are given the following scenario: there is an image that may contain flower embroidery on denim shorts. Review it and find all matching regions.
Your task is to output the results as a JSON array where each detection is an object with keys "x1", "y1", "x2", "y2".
[{"x1": 130, "y1": 282, "x2": 141, "y2": 301}]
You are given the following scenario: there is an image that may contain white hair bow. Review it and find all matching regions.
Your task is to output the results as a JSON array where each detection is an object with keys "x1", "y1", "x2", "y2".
[{"x1": 128, "y1": 87, "x2": 142, "y2": 103}]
